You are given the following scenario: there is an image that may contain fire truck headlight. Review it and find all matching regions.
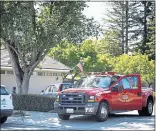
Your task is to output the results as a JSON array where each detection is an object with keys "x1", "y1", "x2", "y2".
[
  {"x1": 88, "y1": 96, "x2": 95, "y2": 102},
  {"x1": 90, "y1": 96, "x2": 95, "y2": 100}
]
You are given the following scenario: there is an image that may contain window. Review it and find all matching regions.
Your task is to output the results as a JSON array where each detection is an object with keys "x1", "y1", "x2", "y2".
[
  {"x1": 38, "y1": 72, "x2": 43, "y2": 76},
  {"x1": 79, "y1": 76, "x2": 111, "y2": 89},
  {"x1": 114, "y1": 81, "x2": 123, "y2": 91},
  {"x1": 61, "y1": 84, "x2": 72, "y2": 91},
  {"x1": 52, "y1": 86, "x2": 58, "y2": 92},
  {"x1": 127, "y1": 76, "x2": 138, "y2": 89},
  {"x1": 0, "y1": 86, "x2": 9, "y2": 95},
  {"x1": 7, "y1": 70, "x2": 13, "y2": 75},
  {"x1": 0, "y1": 70, "x2": 5, "y2": 74},
  {"x1": 45, "y1": 86, "x2": 51, "y2": 93},
  {"x1": 38, "y1": 72, "x2": 58, "y2": 76},
  {"x1": 53, "y1": 73, "x2": 57, "y2": 76},
  {"x1": 121, "y1": 78, "x2": 131, "y2": 89},
  {"x1": 56, "y1": 73, "x2": 61, "y2": 76},
  {"x1": 46, "y1": 72, "x2": 52, "y2": 76},
  {"x1": 110, "y1": 76, "x2": 118, "y2": 86}
]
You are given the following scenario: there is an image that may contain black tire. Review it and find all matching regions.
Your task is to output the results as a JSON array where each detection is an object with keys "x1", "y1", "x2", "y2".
[
  {"x1": 138, "y1": 99, "x2": 153, "y2": 116},
  {"x1": 58, "y1": 114, "x2": 70, "y2": 120},
  {"x1": 96, "y1": 102, "x2": 109, "y2": 122},
  {"x1": 0, "y1": 116, "x2": 7, "y2": 124}
]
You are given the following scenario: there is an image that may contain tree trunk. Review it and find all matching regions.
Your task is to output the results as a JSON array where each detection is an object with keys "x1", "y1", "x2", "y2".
[
  {"x1": 125, "y1": 1, "x2": 129, "y2": 54},
  {"x1": 142, "y1": 1, "x2": 147, "y2": 54},
  {"x1": 5, "y1": 43, "x2": 23, "y2": 93},
  {"x1": 5, "y1": 42, "x2": 32, "y2": 94},
  {"x1": 121, "y1": 2, "x2": 125, "y2": 54},
  {"x1": 21, "y1": 72, "x2": 31, "y2": 94}
]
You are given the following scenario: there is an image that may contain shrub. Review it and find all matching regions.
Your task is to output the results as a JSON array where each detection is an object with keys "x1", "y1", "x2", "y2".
[{"x1": 12, "y1": 94, "x2": 56, "y2": 112}]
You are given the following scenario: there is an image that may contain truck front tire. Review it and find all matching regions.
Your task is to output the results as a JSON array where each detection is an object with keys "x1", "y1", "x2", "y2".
[
  {"x1": 138, "y1": 99, "x2": 153, "y2": 116},
  {"x1": 58, "y1": 114, "x2": 70, "y2": 120},
  {"x1": 96, "y1": 102, "x2": 109, "y2": 122}
]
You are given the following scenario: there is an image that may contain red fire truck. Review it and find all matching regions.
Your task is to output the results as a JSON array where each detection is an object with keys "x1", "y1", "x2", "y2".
[{"x1": 54, "y1": 72, "x2": 154, "y2": 122}]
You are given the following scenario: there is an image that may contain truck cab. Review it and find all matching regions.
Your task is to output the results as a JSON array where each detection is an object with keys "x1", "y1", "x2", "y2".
[{"x1": 54, "y1": 72, "x2": 154, "y2": 122}]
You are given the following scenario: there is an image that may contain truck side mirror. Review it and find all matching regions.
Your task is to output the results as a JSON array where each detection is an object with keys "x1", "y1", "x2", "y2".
[{"x1": 112, "y1": 85, "x2": 118, "y2": 92}]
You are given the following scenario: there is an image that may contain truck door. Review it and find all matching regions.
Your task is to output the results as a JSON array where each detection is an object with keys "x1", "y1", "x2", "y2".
[
  {"x1": 111, "y1": 80, "x2": 126, "y2": 110},
  {"x1": 120, "y1": 74, "x2": 142, "y2": 110}
]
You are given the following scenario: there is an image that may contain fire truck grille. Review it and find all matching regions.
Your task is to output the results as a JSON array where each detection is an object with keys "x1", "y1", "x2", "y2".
[{"x1": 60, "y1": 93, "x2": 86, "y2": 105}]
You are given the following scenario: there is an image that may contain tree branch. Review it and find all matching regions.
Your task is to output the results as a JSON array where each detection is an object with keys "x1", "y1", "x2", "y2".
[
  {"x1": 28, "y1": 49, "x2": 49, "y2": 77},
  {"x1": 6, "y1": 41, "x2": 19, "y2": 55}
]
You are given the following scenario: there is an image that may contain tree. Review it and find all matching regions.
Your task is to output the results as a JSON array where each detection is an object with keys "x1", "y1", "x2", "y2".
[
  {"x1": 103, "y1": 2, "x2": 126, "y2": 54},
  {"x1": 103, "y1": 1, "x2": 147, "y2": 54},
  {"x1": 0, "y1": 1, "x2": 100, "y2": 94},
  {"x1": 131, "y1": 1, "x2": 155, "y2": 60},
  {"x1": 111, "y1": 54, "x2": 155, "y2": 87},
  {"x1": 95, "y1": 30, "x2": 122, "y2": 56},
  {"x1": 125, "y1": 1, "x2": 128, "y2": 54},
  {"x1": 49, "y1": 39, "x2": 113, "y2": 72},
  {"x1": 144, "y1": 1, "x2": 155, "y2": 60},
  {"x1": 49, "y1": 39, "x2": 97, "y2": 69},
  {"x1": 49, "y1": 40, "x2": 80, "y2": 68}
]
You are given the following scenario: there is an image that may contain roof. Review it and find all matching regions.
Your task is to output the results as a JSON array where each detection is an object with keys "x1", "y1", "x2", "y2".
[{"x1": 0, "y1": 48, "x2": 70, "y2": 71}]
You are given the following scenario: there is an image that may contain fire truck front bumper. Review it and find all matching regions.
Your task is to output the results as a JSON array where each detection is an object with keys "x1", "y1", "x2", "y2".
[{"x1": 54, "y1": 102, "x2": 99, "y2": 115}]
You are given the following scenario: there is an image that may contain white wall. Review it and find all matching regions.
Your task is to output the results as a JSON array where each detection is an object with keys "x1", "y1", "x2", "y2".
[{"x1": 1, "y1": 74, "x2": 63, "y2": 94}]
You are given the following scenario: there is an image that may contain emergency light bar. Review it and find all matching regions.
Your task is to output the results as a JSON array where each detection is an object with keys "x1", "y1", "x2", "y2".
[{"x1": 87, "y1": 72, "x2": 117, "y2": 76}]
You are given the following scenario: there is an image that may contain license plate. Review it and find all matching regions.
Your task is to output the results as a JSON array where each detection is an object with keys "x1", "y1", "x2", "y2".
[
  {"x1": 1, "y1": 100, "x2": 6, "y2": 105},
  {"x1": 66, "y1": 108, "x2": 74, "y2": 113}
]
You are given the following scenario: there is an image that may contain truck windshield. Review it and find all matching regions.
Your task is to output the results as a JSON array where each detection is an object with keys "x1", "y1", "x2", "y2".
[{"x1": 75, "y1": 76, "x2": 111, "y2": 89}]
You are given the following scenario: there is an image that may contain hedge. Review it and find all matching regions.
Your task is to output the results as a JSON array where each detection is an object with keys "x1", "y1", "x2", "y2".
[
  {"x1": 12, "y1": 92, "x2": 156, "y2": 112},
  {"x1": 153, "y1": 92, "x2": 156, "y2": 101},
  {"x1": 12, "y1": 94, "x2": 56, "y2": 112}
]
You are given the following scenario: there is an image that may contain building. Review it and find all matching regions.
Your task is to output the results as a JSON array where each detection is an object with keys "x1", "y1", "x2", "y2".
[{"x1": 1, "y1": 48, "x2": 70, "y2": 94}]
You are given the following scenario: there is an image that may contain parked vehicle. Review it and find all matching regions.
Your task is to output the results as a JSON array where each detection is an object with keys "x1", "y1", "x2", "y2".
[
  {"x1": 41, "y1": 83, "x2": 74, "y2": 96},
  {"x1": 0, "y1": 85, "x2": 14, "y2": 124},
  {"x1": 54, "y1": 72, "x2": 154, "y2": 122}
]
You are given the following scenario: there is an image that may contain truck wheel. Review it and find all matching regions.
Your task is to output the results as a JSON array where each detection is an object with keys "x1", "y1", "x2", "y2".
[
  {"x1": 96, "y1": 102, "x2": 109, "y2": 122},
  {"x1": 58, "y1": 114, "x2": 70, "y2": 120},
  {"x1": 138, "y1": 99, "x2": 153, "y2": 116},
  {"x1": 0, "y1": 116, "x2": 7, "y2": 124}
]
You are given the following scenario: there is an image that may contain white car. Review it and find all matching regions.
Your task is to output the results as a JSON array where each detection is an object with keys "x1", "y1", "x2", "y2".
[{"x1": 0, "y1": 85, "x2": 14, "y2": 124}]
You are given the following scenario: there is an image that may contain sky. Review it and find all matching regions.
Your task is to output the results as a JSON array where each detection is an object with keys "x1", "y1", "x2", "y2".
[{"x1": 83, "y1": 2, "x2": 110, "y2": 26}]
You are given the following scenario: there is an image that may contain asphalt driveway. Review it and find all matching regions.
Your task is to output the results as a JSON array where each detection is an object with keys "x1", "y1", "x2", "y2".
[{"x1": 1, "y1": 110, "x2": 155, "y2": 130}]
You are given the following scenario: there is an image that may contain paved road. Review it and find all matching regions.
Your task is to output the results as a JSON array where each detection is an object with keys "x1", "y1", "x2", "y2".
[{"x1": 1, "y1": 110, "x2": 155, "y2": 130}]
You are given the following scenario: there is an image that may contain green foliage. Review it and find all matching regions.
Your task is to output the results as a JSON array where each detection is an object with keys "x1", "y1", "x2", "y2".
[
  {"x1": 49, "y1": 40, "x2": 80, "y2": 68},
  {"x1": 12, "y1": 94, "x2": 56, "y2": 112},
  {"x1": 145, "y1": 3, "x2": 155, "y2": 60},
  {"x1": 95, "y1": 31, "x2": 122, "y2": 56},
  {"x1": 49, "y1": 40, "x2": 155, "y2": 87},
  {"x1": 111, "y1": 54, "x2": 155, "y2": 86},
  {"x1": 49, "y1": 40, "x2": 113, "y2": 72},
  {"x1": 0, "y1": 1, "x2": 101, "y2": 94},
  {"x1": 103, "y1": 1, "x2": 155, "y2": 60}
]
